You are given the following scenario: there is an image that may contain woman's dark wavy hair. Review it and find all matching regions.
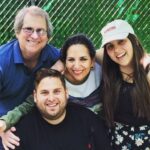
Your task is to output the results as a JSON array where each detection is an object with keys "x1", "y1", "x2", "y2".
[
  {"x1": 102, "y1": 33, "x2": 150, "y2": 127},
  {"x1": 60, "y1": 34, "x2": 95, "y2": 63}
]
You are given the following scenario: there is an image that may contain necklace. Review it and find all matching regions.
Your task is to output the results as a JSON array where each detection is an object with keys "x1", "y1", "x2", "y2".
[{"x1": 121, "y1": 71, "x2": 134, "y2": 83}]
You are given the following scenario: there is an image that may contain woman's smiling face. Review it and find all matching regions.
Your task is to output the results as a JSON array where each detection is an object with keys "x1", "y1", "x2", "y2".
[
  {"x1": 106, "y1": 38, "x2": 134, "y2": 71},
  {"x1": 65, "y1": 44, "x2": 95, "y2": 84}
]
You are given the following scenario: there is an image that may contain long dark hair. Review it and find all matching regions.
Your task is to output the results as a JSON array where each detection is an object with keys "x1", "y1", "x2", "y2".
[{"x1": 102, "y1": 34, "x2": 150, "y2": 127}]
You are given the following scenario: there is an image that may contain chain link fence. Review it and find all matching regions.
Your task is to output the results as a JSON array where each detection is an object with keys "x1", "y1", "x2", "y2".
[{"x1": 0, "y1": 0, "x2": 149, "y2": 51}]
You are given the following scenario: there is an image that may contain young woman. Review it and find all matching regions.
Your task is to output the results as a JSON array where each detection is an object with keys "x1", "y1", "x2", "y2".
[
  {"x1": 101, "y1": 19, "x2": 150, "y2": 149},
  {"x1": 0, "y1": 34, "x2": 103, "y2": 149}
]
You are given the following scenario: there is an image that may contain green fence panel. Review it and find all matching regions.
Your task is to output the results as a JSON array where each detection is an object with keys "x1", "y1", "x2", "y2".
[{"x1": 0, "y1": 0, "x2": 149, "y2": 51}]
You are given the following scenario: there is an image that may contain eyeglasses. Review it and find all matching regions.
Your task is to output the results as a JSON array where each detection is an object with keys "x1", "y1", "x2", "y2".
[{"x1": 22, "y1": 27, "x2": 47, "y2": 36}]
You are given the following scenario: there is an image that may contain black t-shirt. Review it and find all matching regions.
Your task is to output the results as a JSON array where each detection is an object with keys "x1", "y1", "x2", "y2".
[
  {"x1": 115, "y1": 81, "x2": 150, "y2": 126},
  {"x1": 14, "y1": 103, "x2": 112, "y2": 150}
]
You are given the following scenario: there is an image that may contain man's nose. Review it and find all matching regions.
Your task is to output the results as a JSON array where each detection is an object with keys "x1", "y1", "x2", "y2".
[
  {"x1": 47, "y1": 93, "x2": 55, "y2": 101},
  {"x1": 30, "y1": 31, "x2": 39, "y2": 39}
]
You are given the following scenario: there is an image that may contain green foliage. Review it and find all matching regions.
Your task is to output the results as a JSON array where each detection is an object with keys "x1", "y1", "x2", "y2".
[{"x1": 0, "y1": 0, "x2": 149, "y2": 52}]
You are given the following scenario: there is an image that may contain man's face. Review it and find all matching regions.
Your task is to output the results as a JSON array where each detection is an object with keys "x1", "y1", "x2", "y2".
[
  {"x1": 16, "y1": 13, "x2": 48, "y2": 60},
  {"x1": 34, "y1": 77, "x2": 68, "y2": 124}
]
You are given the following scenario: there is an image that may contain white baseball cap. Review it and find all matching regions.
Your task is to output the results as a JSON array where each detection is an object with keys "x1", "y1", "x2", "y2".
[{"x1": 100, "y1": 19, "x2": 135, "y2": 47}]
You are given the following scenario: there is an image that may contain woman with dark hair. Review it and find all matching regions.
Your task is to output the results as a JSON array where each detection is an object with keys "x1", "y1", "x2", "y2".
[
  {"x1": 101, "y1": 19, "x2": 150, "y2": 149},
  {"x1": 61, "y1": 34, "x2": 102, "y2": 114}
]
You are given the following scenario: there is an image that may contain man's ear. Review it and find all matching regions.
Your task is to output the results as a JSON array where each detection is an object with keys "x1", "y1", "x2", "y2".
[
  {"x1": 33, "y1": 90, "x2": 37, "y2": 103},
  {"x1": 15, "y1": 32, "x2": 19, "y2": 39}
]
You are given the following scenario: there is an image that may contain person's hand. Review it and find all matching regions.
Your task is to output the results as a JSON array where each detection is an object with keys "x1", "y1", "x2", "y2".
[
  {"x1": 96, "y1": 48, "x2": 104, "y2": 64},
  {"x1": 0, "y1": 120, "x2": 6, "y2": 133},
  {"x1": 140, "y1": 53, "x2": 150, "y2": 69},
  {"x1": 1, "y1": 127, "x2": 20, "y2": 150},
  {"x1": 51, "y1": 60, "x2": 65, "y2": 74}
]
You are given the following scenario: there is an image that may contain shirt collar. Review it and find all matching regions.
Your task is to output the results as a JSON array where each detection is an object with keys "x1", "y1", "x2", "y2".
[
  {"x1": 13, "y1": 40, "x2": 24, "y2": 64},
  {"x1": 40, "y1": 44, "x2": 50, "y2": 62},
  {"x1": 13, "y1": 40, "x2": 48, "y2": 64}
]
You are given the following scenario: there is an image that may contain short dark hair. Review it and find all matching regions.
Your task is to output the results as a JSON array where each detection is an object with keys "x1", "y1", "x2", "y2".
[
  {"x1": 34, "y1": 68, "x2": 66, "y2": 90},
  {"x1": 61, "y1": 34, "x2": 95, "y2": 63}
]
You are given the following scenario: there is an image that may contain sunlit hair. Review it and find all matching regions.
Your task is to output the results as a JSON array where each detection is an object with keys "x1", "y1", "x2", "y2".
[
  {"x1": 14, "y1": 6, "x2": 53, "y2": 38},
  {"x1": 61, "y1": 34, "x2": 96, "y2": 63},
  {"x1": 102, "y1": 33, "x2": 150, "y2": 127},
  {"x1": 34, "y1": 68, "x2": 66, "y2": 90}
]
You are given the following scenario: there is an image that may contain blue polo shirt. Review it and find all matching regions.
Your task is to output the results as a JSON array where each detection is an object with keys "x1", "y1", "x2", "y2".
[{"x1": 0, "y1": 39, "x2": 60, "y2": 116}]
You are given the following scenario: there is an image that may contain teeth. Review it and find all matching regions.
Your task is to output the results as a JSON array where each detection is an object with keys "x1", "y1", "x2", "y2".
[
  {"x1": 27, "y1": 41, "x2": 38, "y2": 46},
  {"x1": 117, "y1": 52, "x2": 126, "y2": 58},
  {"x1": 47, "y1": 103, "x2": 57, "y2": 107},
  {"x1": 73, "y1": 70, "x2": 82, "y2": 74}
]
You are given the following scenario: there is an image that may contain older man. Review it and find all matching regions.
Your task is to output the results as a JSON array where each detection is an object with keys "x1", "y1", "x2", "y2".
[{"x1": 0, "y1": 6, "x2": 63, "y2": 149}]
